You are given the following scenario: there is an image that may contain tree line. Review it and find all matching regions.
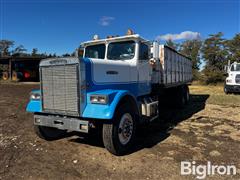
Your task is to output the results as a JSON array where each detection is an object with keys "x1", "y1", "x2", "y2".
[
  {"x1": 1, "y1": 32, "x2": 239, "y2": 84},
  {"x1": 166, "y1": 32, "x2": 240, "y2": 84},
  {"x1": 0, "y1": 40, "x2": 73, "y2": 58}
]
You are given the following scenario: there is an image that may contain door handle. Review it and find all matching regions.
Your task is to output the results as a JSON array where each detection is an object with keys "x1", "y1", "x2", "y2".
[{"x1": 106, "y1": 71, "x2": 118, "y2": 75}]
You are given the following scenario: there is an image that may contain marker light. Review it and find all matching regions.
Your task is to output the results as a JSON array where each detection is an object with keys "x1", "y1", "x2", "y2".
[
  {"x1": 126, "y1": 29, "x2": 134, "y2": 35},
  {"x1": 93, "y1": 34, "x2": 99, "y2": 40}
]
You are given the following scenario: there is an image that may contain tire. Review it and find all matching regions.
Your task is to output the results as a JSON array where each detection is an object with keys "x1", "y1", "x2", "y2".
[
  {"x1": 102, "y1": 104, "x2": 136, "y2": 155},
  {"x1": 34, "y1": 125, "x2": 67, "y2": 141},
  {"x1": 224, "y1": 83, "x2": 229, "y2": 94},
  {"x1": 183, "y1": 85, "x2": 190, "y2": 105},
  {"x1": 174, "y1": 86, "x2": 186, "y2": 108}
]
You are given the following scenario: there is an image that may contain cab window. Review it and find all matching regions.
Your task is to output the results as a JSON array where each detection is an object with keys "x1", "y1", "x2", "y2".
[
  {"x1": 85, "y1": 44, "x2": 105, "y2": 59},
  {"x1": 139, "y1": 43, "x2": 149, "y2": 60},
  {"x1": 107, "y1": 41, "x2": 135, "y2": 60},
  {"x1": 230, "y1": 64, "x2": 240, "y2": 71}
]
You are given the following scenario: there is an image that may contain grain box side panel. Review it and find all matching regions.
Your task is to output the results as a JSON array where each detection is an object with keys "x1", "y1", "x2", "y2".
[
  {"x1": 161, "y1": 45, "x2": 192, "y2": 87},
  {"x1": 172, "y1": 52, "x2": 175, "y2": 84},
  {"x1": 165, "y1": 48, "x2": 170, "y2": 84}
]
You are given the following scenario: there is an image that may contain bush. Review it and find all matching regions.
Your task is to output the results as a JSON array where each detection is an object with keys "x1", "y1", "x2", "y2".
[
  {"x1": 201, "y1": 68, "x2": 225, "y2": 84},
  {"x1": 0, "y1": 64, "x2": 8, "y2": 72},
  {"x1": 192, "y1": 69, "x2": 201, "y2": 81}
]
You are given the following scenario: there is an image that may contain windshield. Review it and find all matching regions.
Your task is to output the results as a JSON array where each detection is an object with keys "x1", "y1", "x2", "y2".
[
  {"x1": 85, "y1": 44, "x2": 105, "y2": 59},
  {"x1": 107, "y1": 41, "x2": 135, "y2": 60},
  {"x1": 230, "y1": 64, "x2": 240, "y2": 71}
]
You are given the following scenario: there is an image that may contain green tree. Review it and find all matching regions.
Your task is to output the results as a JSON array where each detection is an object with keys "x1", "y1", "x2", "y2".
[
  {"x1": 12, "y1": 45, "x2": 27, "y2": 56},
  {"x1": 201, "y1": 32, "x2": 228, "y2": 84},
  {"x1": 225, "y1": 33, "x2": 240, "y2": 63},
  {"x1": 0, "y1": 40, "x2": 14, "y2": 57},
  {"x1": 165, "y1": 39, "x2": 179, "y2": 50},
  {"x1": 180, "y1": 39, "x2": 202, "y2": 70},
  {"x1": 180, "y1": 39, "x2": 202, "y2": 80},
  {"x1": 62, "y1": 53, "x2": 71, "y2": 57},
  {"x1": 202, "y1": 32, "x2": 227, "y2": 70},
  {"x1": 32, "y1": 48, "x2": 38, "y2": 56}
]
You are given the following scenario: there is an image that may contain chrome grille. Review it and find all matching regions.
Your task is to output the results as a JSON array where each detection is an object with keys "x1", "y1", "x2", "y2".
[
  {"x1": 236, "y1": 74, "x2": 240, "y2": 84},
  {"x1": 41, "y1": 64, "x2": 79, "y2": 116}
]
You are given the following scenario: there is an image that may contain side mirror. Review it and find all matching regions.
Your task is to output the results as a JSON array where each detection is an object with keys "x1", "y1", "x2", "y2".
[
  {"x1": 75, "y1": 48, "x2": 84, "y2": 58},
  {"x1": 223, "y1": 72, "x2": 228, "y2": 76},
  {"x1": 224, "y1": 65, "x2": 228, "y2": 72}
]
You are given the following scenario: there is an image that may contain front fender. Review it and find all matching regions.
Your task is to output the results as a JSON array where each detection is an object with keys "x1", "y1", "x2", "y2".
[
  {"x1": 26, "y1": 100, "x2": 42, "y2": 112},
  {"x1": 26, "y1": 90, "x2": 42, "y2": 113},
  {"x1": 26, "y1": 89, "x2": 137, "y2": 120},
  {"x1": 82, "y1": 89, "x2": 136, "y2": 120}
]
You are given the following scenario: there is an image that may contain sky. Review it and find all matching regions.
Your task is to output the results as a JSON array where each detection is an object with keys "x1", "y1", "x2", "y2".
[{"x1": 0, "y1": 0, "x2": 239, "y2": 55}]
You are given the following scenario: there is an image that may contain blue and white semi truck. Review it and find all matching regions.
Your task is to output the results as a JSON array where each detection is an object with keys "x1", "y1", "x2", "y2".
[{"x1": 26, "y1": 31, "x2": 192, "y2": 155}]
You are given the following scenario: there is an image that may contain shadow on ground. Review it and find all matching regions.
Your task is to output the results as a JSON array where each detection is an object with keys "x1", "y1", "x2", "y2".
[{"x1": 68, "y1": 94, "x2": 209, "y2": 155}]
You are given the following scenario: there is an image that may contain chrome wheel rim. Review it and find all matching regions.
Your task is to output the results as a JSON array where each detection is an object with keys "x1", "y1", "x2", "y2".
[{"x1": 118, "y1": 113, "x2": 133, "y2": 145}]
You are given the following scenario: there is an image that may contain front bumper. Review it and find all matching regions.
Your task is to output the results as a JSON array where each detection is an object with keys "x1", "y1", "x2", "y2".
[
  {"x1": 225, "y1": 84, "x2": 240, "y2": 93},
  {"x1": 34, "y1": 115, "x2": 89, "y2": 133}
]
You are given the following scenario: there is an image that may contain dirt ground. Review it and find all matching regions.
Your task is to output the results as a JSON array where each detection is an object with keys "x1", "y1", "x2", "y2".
[{"x1": 0, "y1": 83, "x2": 240, "y2": 180}]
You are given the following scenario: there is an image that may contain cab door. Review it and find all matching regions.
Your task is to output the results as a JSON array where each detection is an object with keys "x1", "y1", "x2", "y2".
[
  {"x1": 90, "y1": 41, "x2": 133, "y2": 85},
  {"x1": 137, "y1": 42, "x2": 152, "y2": 96},
  {"x1": 91, "y1": 58, "x2": 130, "y2": 84}
]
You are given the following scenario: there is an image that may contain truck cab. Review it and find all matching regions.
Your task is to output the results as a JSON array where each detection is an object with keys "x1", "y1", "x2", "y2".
[
  {"x1": 224, "y1": 62, "x2": 240, "y2": 94},
  {"x1": 26, "y1": 31, "x2": 192, "y2": 155},
  {"x1": 81, "y1": 34, "x2": 152, "y2": 97}
]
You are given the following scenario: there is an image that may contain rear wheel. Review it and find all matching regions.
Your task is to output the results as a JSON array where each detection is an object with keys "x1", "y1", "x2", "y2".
[
  {"x1": 183, "y1": 85, "x2": 190, "y2": 105},
  {"x1": 174, "y1": 86, "x2": 186, "y2": 108},
  {"x1": 34, "y1": 125, "x2": 67, "y2": 141},
  {"x1": 102, "y1": 104, "x2": 136, "y2": 155}
]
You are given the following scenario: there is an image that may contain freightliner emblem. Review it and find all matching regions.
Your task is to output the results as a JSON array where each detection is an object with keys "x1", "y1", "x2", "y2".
[{"x1": 49, "y1": 59, "x2": 67, "y2": 65}]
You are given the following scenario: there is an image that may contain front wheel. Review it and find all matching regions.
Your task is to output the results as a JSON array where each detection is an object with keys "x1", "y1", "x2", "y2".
[
  {"x1": 102, "y1": 104, "x2": 136, "y2": 155},
  {"x1": 224, "y1": 83, "x2": 229, "y2": 94}
]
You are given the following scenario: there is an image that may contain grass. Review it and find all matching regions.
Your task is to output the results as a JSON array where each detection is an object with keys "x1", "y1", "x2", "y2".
[{"x1": 190, "y1": 85, "x2": 240, "y2": 107}]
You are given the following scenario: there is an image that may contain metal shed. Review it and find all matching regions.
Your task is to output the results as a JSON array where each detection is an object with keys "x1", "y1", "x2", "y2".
[{"x1": 0, "y1": 56, "x2": 43, "y2": 81}]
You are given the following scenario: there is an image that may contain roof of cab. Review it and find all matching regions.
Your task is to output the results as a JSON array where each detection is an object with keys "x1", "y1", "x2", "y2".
[{"x1": 81, "y1": 34, "x2": 149, "y2": 47}]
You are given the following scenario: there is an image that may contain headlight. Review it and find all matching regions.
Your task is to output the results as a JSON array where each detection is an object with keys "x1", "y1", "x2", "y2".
[
  {"x1": 30, "y1": 92, "x2": 41, "y2": 100},
  {"x1": 226, "y1": 79, "x2": 232, "y2": 83},
  {"x1": 90, "y1": 95, "x2": 108, "y2": 104}
]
